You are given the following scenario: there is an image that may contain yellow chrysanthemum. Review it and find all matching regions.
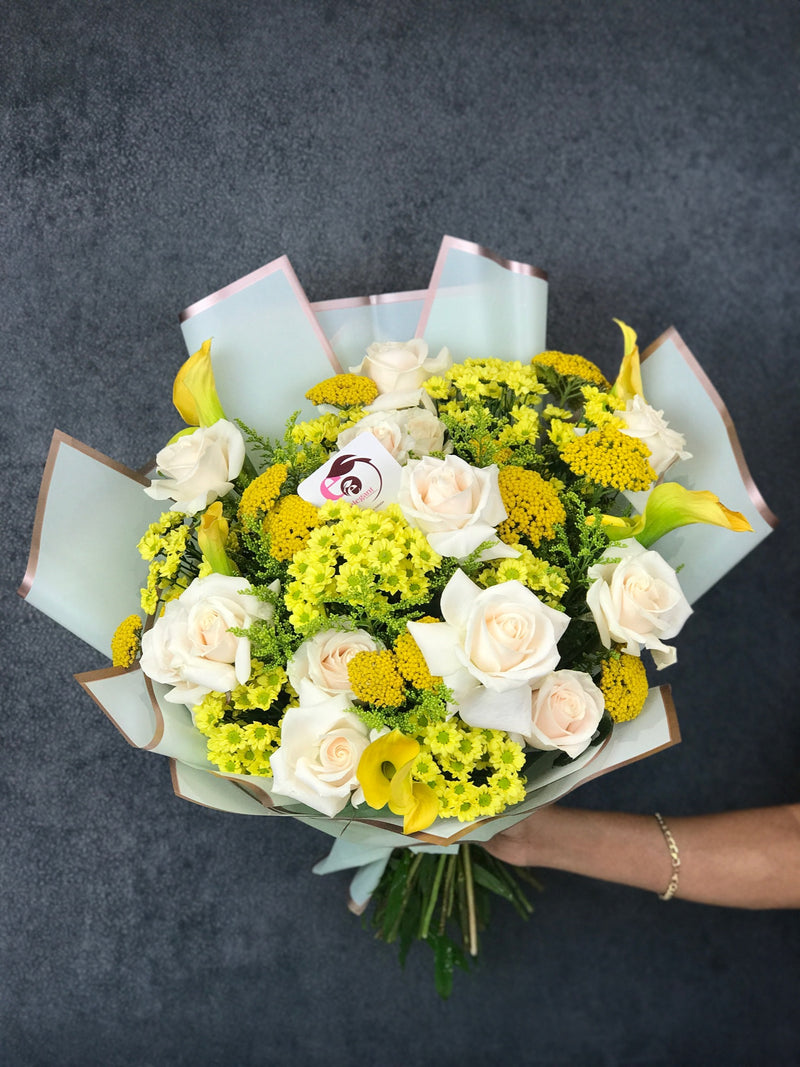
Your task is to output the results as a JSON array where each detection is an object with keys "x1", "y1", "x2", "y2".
[
  {"x1": 264, "y1": 494, "x2": 321, "y2": 561},
  {"x1": 238, "y1": 464, "x2": 289, "y2": 519},
  {"x1": 305, "y1": 374, "x2": 378, "y2": 408},
  {"x1": 599, "y1": 653, "x2": 649, "y2": 722},
  {"x1": 497, "y1": 466, "x2": 567, "y2": 547},
  {"x1": 111, "y1": 615, "x2": 142, "y2": 668},
  {"x1": 560, "y1": 428, "x2": 656, "y2": 492},
  {"x1": 347, "y1": 650, "x2": 406, "y2": 708},
  {"x1": 393, "y1": 630, "x2": 442, "y2": 690},
  {"x1": 533, "y1": 350, "x2": 610, "y2": 388}
]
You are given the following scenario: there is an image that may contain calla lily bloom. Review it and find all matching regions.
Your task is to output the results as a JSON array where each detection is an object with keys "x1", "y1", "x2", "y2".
[
  {"x1": 198, "y1": 502, "x2": 235, "y2": 575},
  {"x1": 173, "y1": 338, "x2": 227, "y2": 427},
  {"x1": 610, "y1": 319, "x2": 645, "y2": 403},
  {"x1": 357, "y1": 729, "x2": 439, "y2": 834},
  {"x1": 598, "y1": 482, "x2": 753, "y2": 548}
]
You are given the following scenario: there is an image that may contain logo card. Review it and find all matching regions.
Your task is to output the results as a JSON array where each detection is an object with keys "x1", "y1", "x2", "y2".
[{"x1": 297, "y1": 432, "x2": 403, "y2": 510}]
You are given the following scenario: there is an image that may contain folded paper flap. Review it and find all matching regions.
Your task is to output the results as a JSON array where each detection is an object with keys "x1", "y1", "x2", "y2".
[
  {"x1": 416, "y1": 235, "x2": 548, "y2": 361},
  {"x1": 20, "y1": 431, "x2": 164, "y2": 653},
  {"x1": 170, "y1": 759, "x2": 270, "y2": 816},
  {"x1": 644, "y1": 326, "x2": 777, "y2": 529},
  {"x1": 312, "y1": 290, "x2": 428, "y2": 369}
]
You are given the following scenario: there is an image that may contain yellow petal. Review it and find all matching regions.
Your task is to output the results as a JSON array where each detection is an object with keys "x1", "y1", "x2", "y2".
[
  {"x1": 357, "y1": 730, "x2": 420, "y2": 810},
  {"x1": 197, "y1": 502, "x2": 235, "y2": 575},
  {"x1": 403, "y1": 782, "x2": 440, "y2": 835},
  {"x1": 633, "y1": 482, "x2": 753, "y2": 548},
  {"x1": 173, "y1": 339, "x2": 226, "y2": 427},
  {"x1": 611, "y1": 319, "x2": 645, "y2": 403}
]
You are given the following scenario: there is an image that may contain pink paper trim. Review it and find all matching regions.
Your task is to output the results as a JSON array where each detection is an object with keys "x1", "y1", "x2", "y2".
[
  {"x1": 416, "y1": 235, "x2": 548, "y2": 339},
  {"x1": 179, "y1": 254, "x2": 342, "y2": 373},
  {"x1": 18, "y1": 430, "x2": 151, "y2": 601},
  {"x1": 643, "y1": 328, "x2": 778, "y2": 529},
  {"x1": 311, "y1": 289, "x2": 429, "y2": 312}
]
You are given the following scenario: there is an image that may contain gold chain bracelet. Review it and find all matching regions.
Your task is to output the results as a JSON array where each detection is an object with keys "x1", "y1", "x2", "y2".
[{"x1": 654, "y1": 812, "x2": 681, "y2": 901}]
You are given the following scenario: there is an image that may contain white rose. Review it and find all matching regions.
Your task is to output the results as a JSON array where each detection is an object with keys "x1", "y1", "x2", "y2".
[
  {"x1": 337, "y1": 408, "x2": 448, "y2": 465},
  {"x1": 586, "y1": 539, "x2": 692, "y2": 669},
  {"x1": 349, "y1": 339, "x2": 451, "y2": 408},
  {"x1": 139, "y1": 574, "x2": 277, "y2": 704},
  {"x1": 524, "y1": 670, "x2": 605, "y2": 758},
  {"x1": 618, "y1": 395, "x2": 692, "y2": 477},
  {"x1": 269, "y1": 696, "x2": 372, "y2": 817},
  {"x1": 287, "y1": 628, "x2": 380, "y2": 703},
  {"x1": 409, "y1": 570, "x2": 571, "y2": 727},
  {"x1": 144, "y1": 419, "x2": 246, "y2": 515},
  {"x1": 397, "y1": 454, "x2": 515, "y2": 561}
]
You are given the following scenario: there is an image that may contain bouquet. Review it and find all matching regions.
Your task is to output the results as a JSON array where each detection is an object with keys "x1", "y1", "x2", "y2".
[{"x1": 22, "y1": 237, "x2": 773, "y2": 996}]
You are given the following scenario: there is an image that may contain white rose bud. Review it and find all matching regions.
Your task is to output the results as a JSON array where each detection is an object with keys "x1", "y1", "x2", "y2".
[
  {"x1": 145, "y1": 419, "x2": 246, "y2": 515},
  {"x1": 618, "y1": 395, "x2": 691, "y2": 477},
  {"x1": 287, "y1": 628, "x2": 380, "y2": 703},
  {"x1": 524, "y1": 670, "x2": 605, "y2": 758},
  {"x1": 269, "y1": 697, "x2": 372, "y2": 817},
  {"x1": 139, "y1": 574, "x2": 277, "y2": 705},
  {"x1": 349, "y1": 339, "x2": 451, "y2": 409},
  {"x1": 337, "y1": 408, "x2": 448, "y2": 465},
  {"x1": 586, "y1": 539, "x2": 692, "y2": 668}
]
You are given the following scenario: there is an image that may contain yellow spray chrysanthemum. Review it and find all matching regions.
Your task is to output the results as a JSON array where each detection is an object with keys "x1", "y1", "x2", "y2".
[
  {"x1": 481, "y1": 545, "x2": 569, "y2": 603},
  {"x1": 264, "y1": 494, "x2": 321, "y2": 561},
  {"x1": 600, "y1": 653, "x2": 649, "y2": 722},
  {"x1": 560, "y1": 428, "x2": 656, "y2": 492},
  {"x1": 394, "y1": 630, "x2": 442, "y2": 691},
  {"x1": 347, "y1": 650, "x2": 406, "y2": 708},
  {"x1": 238, "y1": 464, "x2": 289, "y2": 520},
  {"x1": 111, "y1": 615, "x2": 142, "y2": 668},
  {"x1": 497, "y1": 466, "x2": 567, "y2": 547},
  {"x1": 305, "y1": 374, "x2": 379, "y2": 408},
  {"x1": 533, "y1": 350, "x2": 610, "y2": 389}
]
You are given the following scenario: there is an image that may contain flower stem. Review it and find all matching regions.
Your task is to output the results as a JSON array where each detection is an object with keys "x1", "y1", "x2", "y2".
[
  {"x1": 419, "y1": 852, "x2": 448, "y2": 941},
  {"x1": 461, "y1": 844, "x2": 478, "y2": 957}
]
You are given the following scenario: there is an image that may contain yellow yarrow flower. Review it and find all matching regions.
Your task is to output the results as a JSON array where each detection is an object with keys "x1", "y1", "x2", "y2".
[
  {"x1": 264, "y1": 495, "x2": 321, "y2": 561},
  {"x1": 111, "y1": 615, "x2": 142, "y2": 668},
  {"x1": 497, "y1": 466, "x2": 567, "y2": 547},
  {"x1": 305, "y1": 373, "x2": 379, "y2": 408},
  {"x1": 560, "y1": 428, "x2": 656, "y2": 492},
  {"x1": 394, "y1": 630, "x2": 442, "y2": 690},
  {"x1": 238, "y1": 464, "x2": 289, "y2": 519},
  {"x1": 347, "y1": 650, "x2": 406, "y2": 708},
  {"x1": 599, "y1": 653, "x2": 649, "y2": 722},
  {"x1": 533, "y1": 350, "x2": 610, "y2": 389}
]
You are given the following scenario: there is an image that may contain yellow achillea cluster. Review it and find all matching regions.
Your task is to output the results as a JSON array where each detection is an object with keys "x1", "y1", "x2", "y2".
[
  {"x1": 305, "y1": 374, "x2": 378, "y2": 408},
  {"x1": 238, "y1": 464, "x2": 289, "y2": 519},
  {"x1": 560, "y1": 428, "x2": 656, "y2": 492},
  {"x1": 412, "y1": 720, "x2": 527, "y2": 822},
  {"x1": 192, "y1": 663, "x2": 288, "y2": 775},
  {"x1": 264, "y1": 494, "x2": 321, "y2": 561},
  {"x1": 111, "y1": 614, "x2": 142, "y2": 668},
  {"x1": 285, "y1": 502, "x2": 441, "y2": 633},
  {"x1": 347, "y1": 650, "x2": 406, "y2": 707},
  {"x1": 497, "y1": 465, "x2": 566, "y2": 547},
  {"x1": 137, "y1": 512, "x2": 193, "y2": 614},
  {"x1": 480, "y1": 545, "x2": 569, "y2": 604},
  {"x1": 533, "y1": 350, "x2": 611, "y2": 389},
  {"x1": 599, "y1": 653, "x2": 649, "y2": 722},
  {"x1": 394, "y1": 629, "x2": 441, "y2": 690}
]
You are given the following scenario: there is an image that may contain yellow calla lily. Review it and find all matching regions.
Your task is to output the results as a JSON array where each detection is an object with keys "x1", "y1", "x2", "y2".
[
  {"x1": 610, "y1": 319, "x2": 645, "y2": 403},
  {"x1": 599, "y1": 482, "x2": 753, "y2": 548},
  {"x1": 173, "y1": 338, "x2": 226, "y2": 427},
  {"x1": 197, "y1": 502, "x2": 235, "y2": 575},
  {"x1": 357, "y1": 729, "x2": 439, "y2": 834}
]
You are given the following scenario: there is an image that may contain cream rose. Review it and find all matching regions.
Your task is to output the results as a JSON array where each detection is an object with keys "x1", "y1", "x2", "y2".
[
  {"x1": 287, "y1": 628, "x2": 380, "y2": 703},
  {"x1": 269, "y1": 696, "x2": 372, "y2": 816},
  {"x1": 337, "y1": 408, "x2": 448, "y2": 465},
  {"x1": 139, "y1": 573, "x2": 277, "y2": 705},
  {"x1": 524, "y1": 670, "x2": 605, "y2": 758},
  {"x1": 349, "y1": 339, "x2": 451, "y2": 408},
  {"x1": 397, "y1": 454, "x2": 514, "y2": 561},
  {"x1": 409, "y1": 570, "x2": 571, "y2": 725},
  {"x1": 145, "y1": 419, "x2": 246, "y2": 515},
  {"x1": 618, "y1": 395, "x2": 691, "y2": 477},
  {"x1": 586, "y1": 539, "x2": 692, "y2": 668}
]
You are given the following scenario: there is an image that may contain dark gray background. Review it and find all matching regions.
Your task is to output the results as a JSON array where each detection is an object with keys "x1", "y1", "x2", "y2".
[{"x1": 3, "y1": 2, "x2": 799, "y2": 1064}]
